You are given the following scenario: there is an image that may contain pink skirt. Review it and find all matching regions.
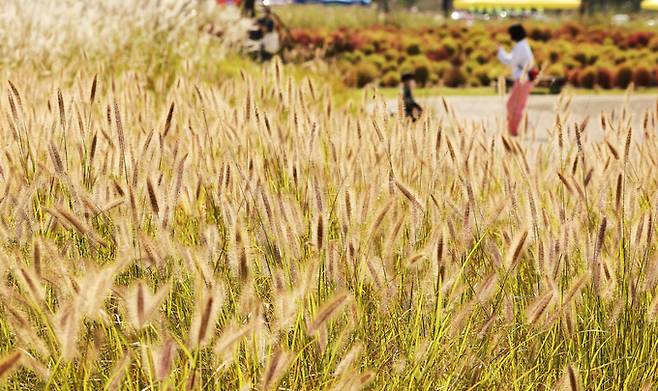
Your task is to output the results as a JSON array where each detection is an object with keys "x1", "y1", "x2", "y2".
[{"x1": 506, "y1": 80, "x2": 532, "y2": 136}]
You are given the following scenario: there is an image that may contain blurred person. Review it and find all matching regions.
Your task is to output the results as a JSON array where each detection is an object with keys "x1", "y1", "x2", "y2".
[
  {"x1": 242, "y1": 0, "x2": 256, "y2": 17},
  {"x1": 497, "y1": 24, "x2": 536, "y2": 136},
  {"x1": 256, "y1": 6, "x2": 280, "y2": 61},
  {"x1": 402, "y1": 73, "x2": 422, "y2": 121}
]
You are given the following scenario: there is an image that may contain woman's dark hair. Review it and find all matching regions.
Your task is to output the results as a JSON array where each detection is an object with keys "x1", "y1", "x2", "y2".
[{"x1": 508, "y1": 24, "x2": 527, "y2": 42}]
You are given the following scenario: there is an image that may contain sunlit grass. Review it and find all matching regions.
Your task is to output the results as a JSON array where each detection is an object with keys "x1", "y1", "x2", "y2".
[{"x1": 1, "y1": 1, "x2": 658, "y2": 390}]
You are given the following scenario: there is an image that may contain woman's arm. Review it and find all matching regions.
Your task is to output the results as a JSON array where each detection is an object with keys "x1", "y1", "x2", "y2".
[{"x1": 497, "y1": 47, "x2": 513, "y2": 65}]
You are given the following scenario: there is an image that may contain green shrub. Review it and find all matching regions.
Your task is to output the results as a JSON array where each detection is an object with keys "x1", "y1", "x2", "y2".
[
  {"x1": 470, "y1": 49, "x2": 490, "y2": 65},
  {"x1": 463, "y1": 60, "x2": 478, "y2": 75},
  {"x1": 548, "y1": 49, "x2": 560, "y2": 63},
  {"x1": 650, "y1": 36, "x2": 658, "y2": 52},
  {"x1": 442, "y1": 67, "x2": 466, "y2": 87},
  {"x1": 432, "y1": 61, "x2": 452, "y2": 79},
  {"x1": 474, "y1": 65, "x2": 491, "y2": 86},
  {"x1": 361, "y1": 43, "x2": 376, "y2": 55},
  {"x1": 428, "y1": 73, "x2": 440, "y2": 86},
  {"x1": 572, "y1": 50, "x2": 588, "y2": 65},
  {"x1": 561, "y1": 58, "x2": 579, "y2": 70},
  {"x1": 401, "y1": 56, "x2": 431, "y2": 86},
  {"x1": 614, "y1": 64, "x2": 634, "y2": 88},
  {"x1": 468, "y1": 75, "x2": 482, "y2": 87},
  {"x1": 405, "y1": 40, "x2": 422, "y2": 56},
  {"x1": 341, "y1": 51, "x2": 364, "y2": 64},
  {"x1": 578, "y1": 67, "x2": 597, "y2": 89},
  {"x1": 367, "y1": 54, "x2": 387, "y2": 70},
  {"x1": 441, "y1": 37, "x2": 459, "y2": 57},
  {"x1": 634, "y1": 66, "x2": 653, "y2": 87},
  {"x1": 463, "y1": 43, "x2": 475, "y2": 56},
  {"x1": 383, "y1": 48, "x2": 400, "y2": 61},
  {"x1": 380, "y1": 71, "x2": 400, "y2": 87},
  {"x1": 614, "y1": 55, "x2": 627, "y2": 65},
  {"x1": 546, "y1": 64, "x2": 565, "y2": 78},
  {"x1": 382, "y1": 60, "x2": 397, "y2": 73},
  {"x1": 350, "y1": 61, "x2": 379, "y2": 88},
  {"x1": 487, "y1": 65, "x2": 506, "y2": 84}
]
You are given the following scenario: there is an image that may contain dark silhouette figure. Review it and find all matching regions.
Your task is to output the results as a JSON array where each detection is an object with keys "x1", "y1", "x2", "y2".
[{"x1": 402, "y1": 73, "x2": 422, "y2": 121}]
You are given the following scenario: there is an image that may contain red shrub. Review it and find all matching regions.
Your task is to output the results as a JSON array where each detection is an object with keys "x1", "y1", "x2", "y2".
[
  {"x1": 567, "y1": 69, "x2": 581, "y2": 87},
  {"x1": 597, "y1": 67, "x2": 613, "y2": 89},
  {"x1": 290, "y1": 29, "x2": 324, "y2": 48},
  {"x1": 426, "y1": 47, "x2": 450, "y2": 61},
  {"x1": 529, "y1": 26, "x2": 551, "y2": 41},
  {"x1": 634, "y1": 66, "x2": 653, "y2": 87},
  {"x1": 614, "y1": 65, "x2": 634, "y2": 88},
  {"x1": 557, "y1": 22, "x2": 583, "y2": 39},
  {"x1": 627, "y1": 32, "x2": 653, "y2": 48},
  {"x1": 578, "y1": 67, "x2": 597, "y2": 89},
  {"x1": 326, "y1": 30, "x2": 368, "y2": 54},
  {"x1": 442, "y1": 67, "x2": 466, "y2": 87}
]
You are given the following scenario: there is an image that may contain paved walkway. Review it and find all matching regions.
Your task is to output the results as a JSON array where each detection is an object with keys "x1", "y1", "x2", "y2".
[{"x1": 416, "y1": 94, "x2": 657, "y2": 142}]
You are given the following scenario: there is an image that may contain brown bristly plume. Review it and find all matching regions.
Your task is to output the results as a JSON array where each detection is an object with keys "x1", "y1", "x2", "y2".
[
  {"x1": 308, "y1": 291, "x2": 350, "y2": 335},
  {"x1": 139, "y1": 232, "x2": 162, "y2": 267},
  {"x1": 33, "y1": 240, "x2": 41, "y2": 277},
  {"x1": 90, "y1": 74, "x2": 98, "y2": 105},
  {"x1": 48, "y1": 206, "x2": 105, "y2": 246},
  {"x1": 475, "y1": 272, "x2": 498, "y2": 304},
  {"x1": 526, "y1": 291, "x2": 554, "y2": 326},
  {"x1": 127, "y1": 280, "x2": 170, "y2": 329},
  {"x1": 395, "y1": 180, "x2": 424, "y2": 211},
  {"x1": 260, "y1": 348, "x2": 292, "y2": 391},
  {"x1": 583, "y1": 168, "x2": 593, "y2": 188},
  {"x1": 113, "y1": 100, "x2": 127, "y2": 180},
  {"x1": 606, "y1": 140, "x2": 619, "y2": 160},
  {"x1": 506, "y1": 230, "x2": 529, "y2": 268},
  {"x1": 615, "y1": 173, "x2": 623, "y2": 212},
  {"x1": 8, "y1": 81, "x2": 22, "y2": 110},
  {"x1": 146, "y1": 177, "x2": 159, "y2": 214},
  {"x1": 334, "y1": 343, "x2": 363, "y2": 377},
  {"x1": 106, "y1": 351, "x2": 131, "y2": 391},
  {"x1": 315, "y1": 214, "x2": 324, "y2": 251},
  {"x1": 368, "y1": 200, "x2": 393, "y2": 239},
  {"x1": 189, "y1": 284, "x2": 222, "y2": 348},
  {"x1": 0, "y1": 350, "x2": 22, "y2": 379},
  {"x1": 49, "y1": 142, "x2": 65, "y2": 175},
  {"x1": 153, "y1": 339, "x2": 176, "y2": 381},
  {"x1": 57, "y1": 89, "x2": 66, "y2": 130},
  {"x1": 562, "y1": 274, "x2": 589, "y2": 307},
  {"x1": 163, "y1": 102, "x2": 175, "y2": 137},
  {"x1": 171, "y1": 153, "x2": 188, "y2": 208},
  {"x1": 623, "y1": 127, "x2": 632, "y2": 163},
  {"x1": 557, "y1": 172, "x2": 574, "y2": 194},
  {"x1": 18, "y1": 267, "x2": 45, "y2": 303},
  {"x1": 592, "y1": 216, "x2": 607, "y2": 292},
  {"x1": 56, "y1": 304, "x2": 81, "y2": 360},
  {"x1": 562, "y1": 364, "x2": 581, "y2": 391},
  {"x1": 235, "y1": 230, "x2": 249, "y2": 282}
]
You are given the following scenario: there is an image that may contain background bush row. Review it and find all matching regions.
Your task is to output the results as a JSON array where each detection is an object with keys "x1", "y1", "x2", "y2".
[{"x1": 285, "y1": 22, "x2": 658, "y2": 89}]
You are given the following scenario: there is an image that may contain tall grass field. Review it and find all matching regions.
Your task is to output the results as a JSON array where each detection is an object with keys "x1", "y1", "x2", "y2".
[{"x1": 1, "y1": 0, "x2": 658, "y2": 389}]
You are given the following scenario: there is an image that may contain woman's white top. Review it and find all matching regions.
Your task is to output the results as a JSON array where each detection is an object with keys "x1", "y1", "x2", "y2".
[
  {"x1": 497, "y1": 39, "x2": 534, "y2": 81},
  {"x1": 262, "y1": 32, "x2": 280, "y2": 54}
]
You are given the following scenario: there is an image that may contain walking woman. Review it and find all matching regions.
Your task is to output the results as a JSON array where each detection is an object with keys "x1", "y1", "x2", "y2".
[{"x1": 498, "y1": 24, "x2": 535, "y2": 136}]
